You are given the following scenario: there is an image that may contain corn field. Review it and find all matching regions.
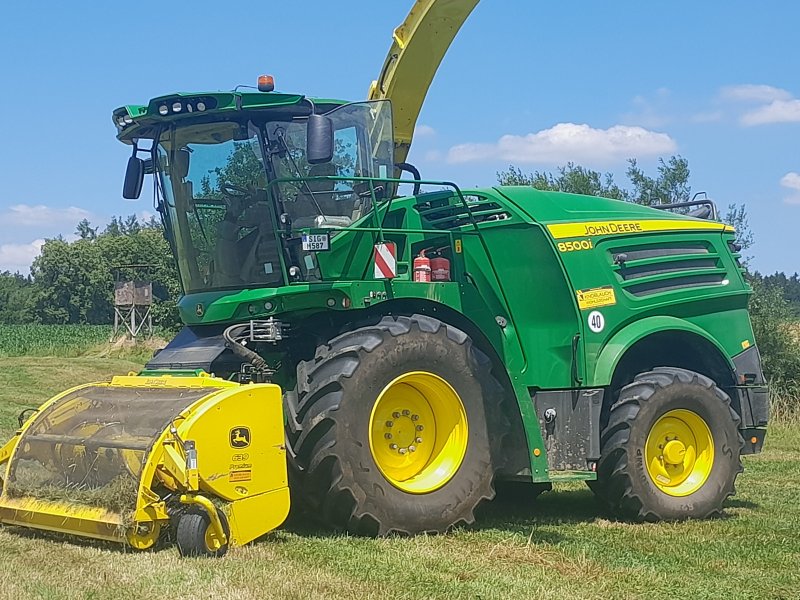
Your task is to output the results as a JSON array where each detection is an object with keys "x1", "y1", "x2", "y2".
[{"x1": 0, "y1": 325, "x2": 113, "y2": 357}]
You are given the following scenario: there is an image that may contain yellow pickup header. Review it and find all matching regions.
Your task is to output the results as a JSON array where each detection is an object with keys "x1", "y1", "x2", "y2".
[{"x1": 547, "y1": 219, "x2": 732, "y2": 240}]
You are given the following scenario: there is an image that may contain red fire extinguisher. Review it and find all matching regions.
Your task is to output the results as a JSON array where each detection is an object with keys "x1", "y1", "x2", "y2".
[
  {"x1": 413, "y1": 249, "x2": 432, "y2": 282},
  {"x1": 430, "y1": 248, "x2": 451, "y2": 282}
]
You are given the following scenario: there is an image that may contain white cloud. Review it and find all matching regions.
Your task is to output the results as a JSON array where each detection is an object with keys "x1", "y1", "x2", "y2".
[
  {"x1": 741, "y1": 99, "x2": 800, "y2": 126},
  {"x1": 719, "y1": 84, "x2": 800, "y2": 126},
  {"x1": 4, "y1": 204, "x2": 91, "y2": 227},
  {"x1": 720, "y1": 84, "x2": 792, "y2": 103},
  {"x1": 0, "y1": 239, "x2": 44, "y2": 273},
  {"x1": 781, "y1": 172, "x2": 800, "y2": 191},
  {"x1": 780, "y1": 172, "x2": 800, "y2": 205},
  {"x1": 414, "y1": 124, "x2": 436, "y2": 138},
  {"x1": 447, "y1": 123, "x2": 677, "y2": 167}
]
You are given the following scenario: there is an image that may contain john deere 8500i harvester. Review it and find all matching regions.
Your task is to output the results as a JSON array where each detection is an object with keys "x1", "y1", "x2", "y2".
[{"x1": 0, "y1": 0, "x2": 768, "y2": 556}]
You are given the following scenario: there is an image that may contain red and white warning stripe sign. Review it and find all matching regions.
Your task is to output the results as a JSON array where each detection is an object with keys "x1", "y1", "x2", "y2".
[{"x1": 374, "y1": 242, "x2": 397, "y2": 279}]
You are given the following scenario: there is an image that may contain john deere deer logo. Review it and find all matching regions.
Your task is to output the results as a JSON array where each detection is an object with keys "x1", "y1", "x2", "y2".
[{"x1": 230, "y1": 427, "x2": 251, "y2": 448}]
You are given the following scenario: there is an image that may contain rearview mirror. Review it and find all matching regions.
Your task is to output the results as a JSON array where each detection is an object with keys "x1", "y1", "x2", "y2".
[
  {"x1": 122, "y1": 156, "x2": 145, "y2": 200},
  {"x1": 173, "y1": 148, "x2": 190, "y2": 180},
  {"x1": 307, "y1": 114, "x2": 334, "y2": 165}
]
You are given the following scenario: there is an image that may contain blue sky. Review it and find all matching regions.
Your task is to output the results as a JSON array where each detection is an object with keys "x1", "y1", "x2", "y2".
[{"x1": 0, "y1": 1, "x2": 797, "y2": 274}]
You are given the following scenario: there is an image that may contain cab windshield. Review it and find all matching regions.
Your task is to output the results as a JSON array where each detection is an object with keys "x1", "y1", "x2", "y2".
[{"x1": 155, "y1": 101, "x2": 393, "y2": 293}]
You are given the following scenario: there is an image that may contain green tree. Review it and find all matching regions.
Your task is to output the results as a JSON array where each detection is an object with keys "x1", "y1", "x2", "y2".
[
  {"x1": 498, "y1": 163, "x2": 629, "y2": 200},
  {"x1": 30, "y1": 215, "x2": 181, "y2": 328},
  {"x1": 0, "y1": 271, "x2": 34, "y2": 324},
  {"x1": 626, "y1": 156, "x2": 691, "y2": 205},
  {"x1": 747, "y1": 278, "x2": 800, "y2": 417},
  {"x1": 75, "y1": 218, "x2": 97, "y2": 240}
]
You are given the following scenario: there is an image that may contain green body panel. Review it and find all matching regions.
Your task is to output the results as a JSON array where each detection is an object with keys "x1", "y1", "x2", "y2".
[
  {"x1": 172, "y1": 186, "x2": 754, "y2": 483},
  {"x1": 113, "y1": 92, "x2": 759, "y2": 484}
]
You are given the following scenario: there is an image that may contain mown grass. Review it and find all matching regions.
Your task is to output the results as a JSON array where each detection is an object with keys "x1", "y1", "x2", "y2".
[{"x1": 0, "y1": 357, "x2": 797, "y2": 599}]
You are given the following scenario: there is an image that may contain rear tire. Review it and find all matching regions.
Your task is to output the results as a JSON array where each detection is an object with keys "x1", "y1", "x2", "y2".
[
  {"x1": 592, "y1": 367, "x2": 743, "y2": 521},
  {"x1": 286, "y1": 314, "x2": 500, "y2": 535}
]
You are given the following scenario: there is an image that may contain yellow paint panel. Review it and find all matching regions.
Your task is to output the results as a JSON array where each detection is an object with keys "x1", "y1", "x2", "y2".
[
  {"x1": 547, "y1": 219, "x2": 730, "y2": 240},
  {"x1": 0, "y1": 497, "x2": 125, "y2": 542},
  {"x1": 109, "y1": 374, "x2": 237, "y2": 388},
  {"x1": 226, "y1": 488, "x2": 290, "y2": 547},
  {"x1": 576, "y1": 286, "x2": 617, "y2": 310}
]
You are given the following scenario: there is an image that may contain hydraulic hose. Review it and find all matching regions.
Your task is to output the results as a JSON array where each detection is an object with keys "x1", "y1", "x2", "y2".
[{"x1": 223, "y1": 324, "x2": 268, "y2": 370}]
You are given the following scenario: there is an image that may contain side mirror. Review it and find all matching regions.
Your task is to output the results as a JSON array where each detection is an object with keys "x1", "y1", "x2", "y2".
[
  {"x1": 306, "y1": 114, "x2": 334, "y2": 165},
  {"x1": 173, "y1": 148, "x2": 190, "y2": 180},
  {"x1": 122, "y1": 156, "x2": 145, "y2": 200}
]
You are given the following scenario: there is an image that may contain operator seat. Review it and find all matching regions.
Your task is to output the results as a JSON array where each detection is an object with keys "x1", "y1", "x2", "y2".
[
  {"x1": 292, "y1": 163, "x2": 341, "y2": 227},
  {"x1": 214, "y1": 197, "x2": 282, "y2": 287}
]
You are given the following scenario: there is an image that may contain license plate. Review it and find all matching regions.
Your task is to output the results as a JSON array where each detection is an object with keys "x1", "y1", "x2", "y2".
[{"x1": 302, "y1": 233, "x2": 330, "y2": 252}]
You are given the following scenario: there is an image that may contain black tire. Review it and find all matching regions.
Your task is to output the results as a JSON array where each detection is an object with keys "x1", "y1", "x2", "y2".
[
  {"x1": 592, "y1": 367, "x2": 743, "y2": 521},
  {"x1": 286, "y1": 314, "x2": 501, "y2": 536},
  {"x1": 176, "y1": 509, "x2": 230, "y2": 558}
]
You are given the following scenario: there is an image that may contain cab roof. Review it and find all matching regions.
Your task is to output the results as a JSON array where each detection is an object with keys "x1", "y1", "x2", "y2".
[{"x1": 112, "y1": 91, "x2": 349, "y2": 143}]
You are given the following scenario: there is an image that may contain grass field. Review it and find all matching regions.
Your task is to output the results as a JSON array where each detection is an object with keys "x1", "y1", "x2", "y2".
[{"x1": 0, "y1": 357, "x2": 796, "y2": 599}]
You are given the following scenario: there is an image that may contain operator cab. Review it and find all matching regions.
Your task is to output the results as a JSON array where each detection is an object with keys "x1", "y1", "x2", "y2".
[{"x1": 117, "y1": 90, "x2": 394, "y2": 293}]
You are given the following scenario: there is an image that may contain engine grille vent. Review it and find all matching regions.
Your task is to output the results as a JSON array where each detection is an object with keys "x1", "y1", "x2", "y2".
[
  {"x1": 610, "y1": 241, "x2": 728, "y2": 297},
  {"x1": 414, "y1": 194, "x2": 510, "y2": 230}
]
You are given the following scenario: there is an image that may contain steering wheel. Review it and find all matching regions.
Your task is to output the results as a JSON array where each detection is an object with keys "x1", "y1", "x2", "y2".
[
  {"x1": 220, "y1": 182, "x2": 254, "y2": 215},
  {"x1": 221, "y1": 182, "x2": 251, "y2": 198}
]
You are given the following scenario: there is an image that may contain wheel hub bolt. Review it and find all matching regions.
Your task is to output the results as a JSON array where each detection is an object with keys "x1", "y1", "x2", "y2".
[
  {"x1": 411, "y1": 414, "x2": 419, "y2": 421},
  {"x1": 398, "y1": 448, "x2": 407, "y2": 455},
  {"x1": 392, "y1": 412, "x2": 401, "y2": 419},
  {"x1": 385, "y1": 433, "x2": 393, "y2": 440},
  {"x1": 386, "y1": 421, "x2": 393, "y2": 428},
  {"x1": 408, "y1": 445, "x2": 416, "y2": 452},
  {"x1": 402, "y1": 409, "x2": 410, "y2": 416},
  {"x1": 389, "y1": 443, "x2": 398, "y2": 450},
  {"x1": 415, "y1": 437, "x2": 422, "y2": 444},
  {"x1": 416, "y1": 425, "x2": 424, "y2": 431}
]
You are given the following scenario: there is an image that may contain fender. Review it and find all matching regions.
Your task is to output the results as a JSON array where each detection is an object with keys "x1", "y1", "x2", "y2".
[
  {"x1": 591, "y1": 316, "x2": 735, "y2": 387},
  {"x1": 368, "y1": 0, "x2": 480, "y2": 164}
]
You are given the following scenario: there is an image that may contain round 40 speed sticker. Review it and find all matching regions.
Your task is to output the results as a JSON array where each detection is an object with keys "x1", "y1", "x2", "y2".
[{"x1": 587, "y1": 311, "x2": 605, "y2": 333}]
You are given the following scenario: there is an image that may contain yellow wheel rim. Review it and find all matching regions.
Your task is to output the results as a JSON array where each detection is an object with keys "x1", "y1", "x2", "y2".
[
  {"x1": 645, "y1": 409, "x2": 714, "y2": 497},
  {"x1": 126, "y1": 522, "x2": 161, "y2": 551},
  {"x1": 368, "y1": 372, "x2": 468, "y2": 494},
  {"x1": 204, "y1": 520, "x2": 225, "y2": 552}
]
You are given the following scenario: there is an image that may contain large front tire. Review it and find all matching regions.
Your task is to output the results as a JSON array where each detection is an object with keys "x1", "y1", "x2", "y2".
[
  {"x1": 593, "y1": 367, "x2": 743, "y2": 521},
  {"x1": 286, "y1": 315, "x2": 499, "y2": 536}
]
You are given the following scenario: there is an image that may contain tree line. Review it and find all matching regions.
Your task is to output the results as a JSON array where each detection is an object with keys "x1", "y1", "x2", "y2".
[{"x1": 0, "y1": 215, "x2": 181, "y2": 330}]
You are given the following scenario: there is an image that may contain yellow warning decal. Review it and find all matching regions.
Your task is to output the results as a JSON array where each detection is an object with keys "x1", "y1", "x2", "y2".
[
  {"x1": 229, "y1": 470, "x2": 252, "y2": 483},
  {"x1": 547, "y1": 219, "x2": 732, "y2": 240},
  {"x1": 576, "y1": 286, "x2": 617, "y2": 310}
]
